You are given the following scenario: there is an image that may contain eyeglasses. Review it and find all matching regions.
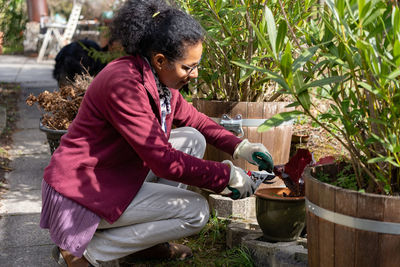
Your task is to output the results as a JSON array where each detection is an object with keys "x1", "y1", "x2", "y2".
[
  {"x1": 181, "y1": 62, "x2": 200, "y2": 76},
  {"x1": 179, "y1": 56, "x2": 202, "y2": 76}
]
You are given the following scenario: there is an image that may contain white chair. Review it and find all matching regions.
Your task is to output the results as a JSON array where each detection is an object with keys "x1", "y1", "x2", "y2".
[{"x1": 37, "y1": 1, "x2": 83, "y2": 62}]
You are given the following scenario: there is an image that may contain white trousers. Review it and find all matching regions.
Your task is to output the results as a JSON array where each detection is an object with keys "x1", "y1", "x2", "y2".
[{"x1": 84, "y1": 127, "x2": 210, "y2": 265}]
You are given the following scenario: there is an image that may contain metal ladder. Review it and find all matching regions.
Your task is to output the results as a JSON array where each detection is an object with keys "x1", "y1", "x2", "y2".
[{"x1": 37, "y1": 2, "x2": 83, "y2": 62}]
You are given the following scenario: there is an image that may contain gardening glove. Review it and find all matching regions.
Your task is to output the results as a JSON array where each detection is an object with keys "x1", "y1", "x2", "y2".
[
  {"x1": 221, "y1": 160, "x2": 256, "y2": 199},
  {"x1": 233, "y1": 139, "x2": 274, "y2": 173}
]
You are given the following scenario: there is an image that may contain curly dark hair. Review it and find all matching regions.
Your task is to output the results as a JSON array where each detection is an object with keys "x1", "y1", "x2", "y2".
[{"x1": 111, "y1": 0, "x2": 204, "y2": 61}]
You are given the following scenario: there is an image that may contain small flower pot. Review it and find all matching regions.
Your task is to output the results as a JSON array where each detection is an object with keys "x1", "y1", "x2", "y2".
[
  {"x1": 255, "y1": 187, "x2": 306, "y2": 242},
  {"x1": 39, "y1": 120, "x2": 67, "y2": 154}
]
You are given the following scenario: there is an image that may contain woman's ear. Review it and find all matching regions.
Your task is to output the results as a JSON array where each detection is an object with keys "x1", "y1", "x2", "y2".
[{"x1": 151, "y1": 53, "x2": 167, "y2": 71}]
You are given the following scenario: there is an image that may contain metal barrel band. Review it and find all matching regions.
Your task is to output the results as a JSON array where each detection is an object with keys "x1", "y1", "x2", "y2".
[
  {"x1": 211, "y1": 114, "x2": 294, "y2": 138},
  {"x1": 306, "y1": 198, "x2": 400, "y2": 235}
]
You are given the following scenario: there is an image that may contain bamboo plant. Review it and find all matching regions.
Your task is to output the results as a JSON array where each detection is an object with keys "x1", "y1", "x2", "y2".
[{"x1": 236, "y1": 0, "x2": 400, "y2": 194}]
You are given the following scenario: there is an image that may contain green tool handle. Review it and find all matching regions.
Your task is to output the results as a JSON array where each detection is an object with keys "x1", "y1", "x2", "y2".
[{"x1": 227, "y1": 186, "x2": 240, "y2": 200}]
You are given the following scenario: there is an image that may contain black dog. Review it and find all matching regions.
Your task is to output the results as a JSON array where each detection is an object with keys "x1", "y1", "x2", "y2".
[{"x1": 53, "y1": 39, "x2": 107, "y2": 87}]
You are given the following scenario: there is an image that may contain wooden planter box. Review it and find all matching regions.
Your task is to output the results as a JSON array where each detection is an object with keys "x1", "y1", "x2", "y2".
[
  {"x1": 193, "y1": 99, "x2": 293, "y2": 171},
  {"x1": 304, "y1": 164, "x2": 400, "y2": 267}
]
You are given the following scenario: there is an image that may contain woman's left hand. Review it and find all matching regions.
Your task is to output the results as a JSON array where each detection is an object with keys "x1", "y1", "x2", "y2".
[{"x1": 233, "y1": 139, "x2": 274, "y2": 172}]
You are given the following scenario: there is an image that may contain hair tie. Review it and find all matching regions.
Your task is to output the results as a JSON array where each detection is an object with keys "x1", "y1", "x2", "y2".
[{"x1": 152, "y1": 11, "x2": 160, "y2": 18}]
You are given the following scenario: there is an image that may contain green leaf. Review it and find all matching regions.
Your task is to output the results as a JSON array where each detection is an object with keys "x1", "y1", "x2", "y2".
[
  {"x1": 257, "y1": 111, "x2": 303, "y2": 133},
  {"x1": 368, "y1": 157, "x2": 400, "y2": 168},
  {"x1": 394, "y1": 39, "x2": 400, "y2": 67},
  {"x1": 238, "y1": 68, "x2": 254, "y2": 84},
  {"x1": 276, "y1": 21, "x2": 287, "y2": 53},
  {"x1": 363, "y1": 6, "x2": 385, "y2": 27},
  {"x1": 337, "y1": 0, "x2": 345, "y2": 18},
  {"x1": 388, "y1": 69, "x2": 400, "y2": 80},
  {"x1": 358, "y1": 81, "x2": 381, "y2": 96},
  {"x1": 264, "y1": 6, "x2": 277, "y2": 59},
  {"x1": 286, "y1": 101, "x2": 301, "y2": 108},
  {"x1": 215, "y1": 0, "x2": 223, "y2": 12},
  {"x1": 358, "y1": 0, "x2": 365, "y2": 20},
  {"x1": 301, "y1": 76, "x2": 346, "y2": 91},
  {"x1": 250, "y1": 21, "x2": 274, "y2": 56},
  {"x1": 393, "y1": 6, "x2": 400, "y2": 36},
  {"x1": 293, "y1": 46, "x2": 318, "y2": 72},
  {"x1": 280, "y1": 42, "x2": 293, "y2": 80}
]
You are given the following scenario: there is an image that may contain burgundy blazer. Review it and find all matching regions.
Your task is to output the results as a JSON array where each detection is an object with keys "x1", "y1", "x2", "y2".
[{"x1": 44, "y1": 55, "x2": 242, "y2": 223}]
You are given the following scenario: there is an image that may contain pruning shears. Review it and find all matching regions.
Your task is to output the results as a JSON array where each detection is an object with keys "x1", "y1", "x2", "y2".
[{"x1": 229, "y1": 169, "x2": 276, "y2": 199}]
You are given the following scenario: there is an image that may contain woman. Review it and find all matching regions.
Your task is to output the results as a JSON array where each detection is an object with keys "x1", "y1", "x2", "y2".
[{"x1": 40, "y1": 0, "x2": 273, "y2": 266}]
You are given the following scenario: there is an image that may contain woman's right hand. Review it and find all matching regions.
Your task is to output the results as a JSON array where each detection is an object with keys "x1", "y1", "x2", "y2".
[{"x1": 222, "y1": 160, "x2": 256, "y2": 199}]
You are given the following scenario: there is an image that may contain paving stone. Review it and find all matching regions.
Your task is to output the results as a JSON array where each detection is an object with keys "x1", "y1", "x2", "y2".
[
  {"x1": 0, "y1": 64, "x2": 24, "y2": 83},
  {"x1": 0, "y1": 188, "x2": 42, "y2": 214},
  {"x1": 9, "y1": 128, "x2": 49, "y2": 156},
  {"x1": 17, "y1": 64, "x2": 55, "y2": 83},
  {"x1": 0, "y1": 214, "x2": 52, "y2": 249},
  {"x1": 0, "y1": 55, "x2": 29, "y2": 64},
  {"x1": 0, "y1": 244, "x2": 58, "y2": 267},
  {"x1": 242, "y1": 234, "x2": 308, "y2": 267},
  {"x1": 226, "y1": 221, "x2": 262, "y2": 249},
  {"x1": 6, "y1": 153, "x2": 50, "y2": 190}
]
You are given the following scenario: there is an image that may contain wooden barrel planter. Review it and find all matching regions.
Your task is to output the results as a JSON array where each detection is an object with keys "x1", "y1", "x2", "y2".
[
  {"x1": 304, "y1": 164, "x2": 400, "y2": 267},
  {"x1": 192, "y1": 99, "x2": 293, "y2": 171}
]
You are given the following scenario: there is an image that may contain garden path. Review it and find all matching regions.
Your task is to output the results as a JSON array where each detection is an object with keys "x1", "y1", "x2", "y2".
[{"x1": 0, "y1": 55, "x2": 60, "y2": 266}]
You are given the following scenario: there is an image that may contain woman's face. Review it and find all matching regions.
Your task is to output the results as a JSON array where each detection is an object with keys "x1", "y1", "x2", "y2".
[{"x1": 151, "y1": 41, "x2": 203, "y2": 89}]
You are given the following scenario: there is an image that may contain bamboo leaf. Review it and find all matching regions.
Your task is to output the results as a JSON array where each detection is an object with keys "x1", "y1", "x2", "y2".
[
  {"x1": 337, "y1": 0, "x2": 345, "y2": 18},
  {"x1": 293, "y1": 46, "x2": 318, "y2": 72},
  {"x1": 301, "y1": 76, "x2": 346, "y2": 91},
  {"x1": 276, "y1": 21, "x2": 287, "y2": 54},
  {"x1": 394, "y1": 39, "x2": 400, "y2": 67},
  {"x1": 393, "y1": 6, "x2": 400, "y2": 36},
  {"x1": 250, "y1": 21, "x2": 274, "y2": 56},
  {"x1": 264, "y1": 6, "x2": 277, "y2": 59},
  {"x1": 368, "y1": 157, "x2": 400, "y2": 167},
  {"x1": 358, "y1": 0, "x2": 365, "y2": 21},
  {"x1": 216, "y1": 0, "x2": 223, "y2": 12},
  {"x1": 358, "y1": 81, "x2": 381, "y2": 96},
  {"x1": 280, "y1": 42, "x2": 293, "y2": 80},
  {"x1": 257, "y1": 111, "x2": 303, "y2": 133}
]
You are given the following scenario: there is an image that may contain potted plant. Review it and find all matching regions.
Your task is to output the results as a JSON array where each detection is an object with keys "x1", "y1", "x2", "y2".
[
  {"x1": 175, "y1": 0, "x2": 319, "y2": 170},
  {"x1": 239, "y1": 0, "x2": 400, "y2": 265},
  {"x1": 26, "y1": 73, "x2": 93, "y2": 154}
]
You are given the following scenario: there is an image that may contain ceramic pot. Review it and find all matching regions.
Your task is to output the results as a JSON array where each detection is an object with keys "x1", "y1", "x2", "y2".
[{"x1": 255, "y1": 187, "x2": 305, "y2": 242}]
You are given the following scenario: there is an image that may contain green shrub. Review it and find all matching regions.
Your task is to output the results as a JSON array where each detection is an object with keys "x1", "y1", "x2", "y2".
[{"x1": 0, "y1": 0, "x2": 27, "y2": 49}]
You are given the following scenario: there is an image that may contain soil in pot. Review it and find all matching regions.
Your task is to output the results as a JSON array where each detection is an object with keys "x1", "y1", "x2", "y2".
[{"x1": 254, "y1": 187, "x2": 306, "y2": 242}]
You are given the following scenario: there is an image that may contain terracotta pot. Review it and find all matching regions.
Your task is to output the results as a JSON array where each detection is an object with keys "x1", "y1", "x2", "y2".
[
  {"x1": 254, "y1": 187, "x2": 305, "y2": 242},
  {"x1": 192, "y1": 99, "x2": 293, "y2": 171},
  {"x1": 304, "y1": 164, "x2": 400, "y2": 267},
  {"x1": 26, "y1": 0, "x2": 48, "y2": 22}
]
